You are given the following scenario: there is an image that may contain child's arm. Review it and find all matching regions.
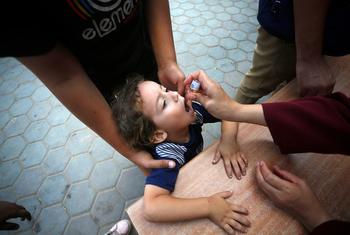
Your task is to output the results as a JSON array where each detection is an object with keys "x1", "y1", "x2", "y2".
[
  {"x1": 143, "y1": 185, "x2": 250, "y2": 233},
  {"x1": 214, "y1": 121, "x2": 248, "y2": 180}
]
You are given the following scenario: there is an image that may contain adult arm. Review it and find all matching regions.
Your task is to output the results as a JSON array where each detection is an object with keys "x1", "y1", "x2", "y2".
[
  {"x1": 185, "y1": 71, "x2": 350, "y2": 155},
  {"x1": 18, "y1": 44, "x2": 175, "y2": 172},
  {"x1": 294, "y1": 0, "x2": 334, "y2": 96},
  {"x1": 145, "y1": 0, "x2": 185, "y2": 94},
  {"x1": 262, "y1": 93, "x2": 350, "y2": 155},
  {"x1": 185, "y1": 70, "x2": 266, "y2": 125}
]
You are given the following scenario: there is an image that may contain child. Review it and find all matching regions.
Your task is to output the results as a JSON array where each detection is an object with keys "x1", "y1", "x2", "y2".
[{"x1": 112, "y1": 75, "x2": 250, "y2": 234}]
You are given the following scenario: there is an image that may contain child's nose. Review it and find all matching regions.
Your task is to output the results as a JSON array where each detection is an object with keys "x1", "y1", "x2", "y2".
[{"x1": 170, "y1": 91, "x2": 178, "y2": 101}]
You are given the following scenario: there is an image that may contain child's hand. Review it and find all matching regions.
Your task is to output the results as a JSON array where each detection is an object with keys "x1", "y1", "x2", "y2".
[
  {"x1": 208, "y1": 191, "x2": 250, "y2": 234},
  {"x1": 214, "y1": 138, "x2": 248, "y2": 180}
]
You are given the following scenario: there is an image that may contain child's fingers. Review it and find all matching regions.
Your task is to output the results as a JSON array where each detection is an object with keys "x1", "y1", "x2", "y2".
[
  {"x1": 225, "y1": 218, "x2": 249, "y2": 233},
  {"x1": 231, "y1": 160, "x2": 241, "y2": 180},
  {"x1": 222, "y1": 224, "x2": 235, "y2": 234},
  {"x1": 230, "y1": 204, "x2": 249, "y2": 215},
  {"x1": 212, "y1": 150, "x2": 221, "y2": 164},
  {"x1": 231, "y1": 211, "x2": 251, "y2": 227},
  {"x1": 237, "y1": 157, "x2": 246, "y2": 176},
  {"x1": 241, "y1": 153, "x2": 248, "y2": 167},
  {"x1": 223, "y1": 158, "x2": 233, "y2": 178},
  {"x1": 215, "y1": 190, "x2": 233, "y2": 199}
]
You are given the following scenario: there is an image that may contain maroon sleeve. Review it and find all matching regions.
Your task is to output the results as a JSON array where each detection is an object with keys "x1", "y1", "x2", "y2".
[
  {"x1": 311, "y1": 220, "x2": 350, "y2": 235},
  {"x1": 262, "y1": 92, "x2": 350, "y2": 155}
]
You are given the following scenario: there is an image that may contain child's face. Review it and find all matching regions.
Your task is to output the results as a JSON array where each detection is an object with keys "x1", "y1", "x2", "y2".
[{"x1": 138, "y1": 81, "x2": 196, "y2": 133}]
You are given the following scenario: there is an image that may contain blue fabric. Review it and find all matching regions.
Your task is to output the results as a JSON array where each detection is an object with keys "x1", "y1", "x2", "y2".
[
  {"x1": 257, "y1": 0, "x2": 350, "y2": 56},
  {"x1": 145, "y1": 102, "x2": 219, "y2": 192}
]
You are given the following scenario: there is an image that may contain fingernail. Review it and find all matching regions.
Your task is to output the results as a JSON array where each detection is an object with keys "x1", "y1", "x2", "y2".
[
  {"x1": 229, "y1": 175, "x2": 232, "y2": 178},
  {"x1": 168, "y1": 161, "x2": 175, "y2": 168}
]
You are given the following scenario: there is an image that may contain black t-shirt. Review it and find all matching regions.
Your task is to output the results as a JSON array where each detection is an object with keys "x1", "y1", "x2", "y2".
[
  {"x1": 0, "y1": 0, "x2": 157, "y2": 101},
  {"x1": 257, "y1": 0, "x2": 350, "y2": 56}
]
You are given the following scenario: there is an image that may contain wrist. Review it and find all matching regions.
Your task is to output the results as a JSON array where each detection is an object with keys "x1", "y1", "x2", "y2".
[
  {"x1": 226, "y1": 100, "x2": 240, "y2": 122},
  {"x1": 220, "y1": 132, "x2": 237, "y2": 143},
  {"x1": 220, "y1": 135, "x2": 236, "y2": 143},
  {"x1": 206, "y1": 196, "x2": 215, "y2": 219},
  {"x1": 157, "y1": 58, "x2": 177, "y2": 71},
  {"x1": 296, "y1": 50, "x2": 323, "y2": 64},
  {"x1": 303, "y1": 209, "x2": 332, "y2": 231}
]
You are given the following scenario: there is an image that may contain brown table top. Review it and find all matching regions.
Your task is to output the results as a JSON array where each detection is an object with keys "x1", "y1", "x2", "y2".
[{"x1": 127, "y1": 56, "x2": 350, "y2": 235}]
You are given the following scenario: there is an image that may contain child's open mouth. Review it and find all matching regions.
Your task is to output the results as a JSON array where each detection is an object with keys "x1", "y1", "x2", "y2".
[
  {"x1": 185, "y1": 102, "x2": 189, "y2": 112},
  {"x1": 184, "y1": 97, "x2": 192, "y2": 113}
]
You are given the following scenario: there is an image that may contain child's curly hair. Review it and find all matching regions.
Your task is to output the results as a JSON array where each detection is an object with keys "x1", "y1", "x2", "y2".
[{"x1": 111, "y1": 74, "x2": 157, "y2": 151}]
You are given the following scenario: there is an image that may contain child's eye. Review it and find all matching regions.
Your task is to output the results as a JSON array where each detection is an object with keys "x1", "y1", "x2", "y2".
[
  {"x1": 163, "y1": 100, "x2": 167, "y2": 109},
  {"x1": 165, "y1": 88, "x2": 168, "y2": 92}
]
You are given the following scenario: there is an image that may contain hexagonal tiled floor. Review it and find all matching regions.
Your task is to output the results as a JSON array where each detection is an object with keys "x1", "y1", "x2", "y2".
[{"x1": 0, "y1": 0, "x2": 259, "y2": 234}]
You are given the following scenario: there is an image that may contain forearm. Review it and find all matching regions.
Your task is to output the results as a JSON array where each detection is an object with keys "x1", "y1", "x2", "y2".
[
  {"x1": 145, "y1": 0, "x2": 177, "y2": 68},
  {"x1": 18, "y1": 46, "x2": 135, "y2": 159},
  {"x1": 294, "y1": 0, "x2": 331, "y2": 61},
  {"x1": 226, "y1": 101, "x2": 266, "y2": 126},
  {"x1": 45, "y1": 74, "x2": 133, "y2": 157},
  {"x1": 144, "y1": 195, "x2": 210, "y2": 222},
  {"x1": 221, "y1": 121, "x2": 238, "y2": 141}
]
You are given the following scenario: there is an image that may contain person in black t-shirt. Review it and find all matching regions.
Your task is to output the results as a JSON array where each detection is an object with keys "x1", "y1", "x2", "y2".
[{"x1": 0, "y1": 0, "x2": 184, "y2": 172}]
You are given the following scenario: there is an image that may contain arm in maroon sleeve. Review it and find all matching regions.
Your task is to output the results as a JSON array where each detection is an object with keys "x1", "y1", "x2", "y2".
[
  {"x1": 311, "y1": 220, "x2": 350, "y2": 235},
  {"x1": 262, "y1": 92, "x2": 350, "y2": 155}
]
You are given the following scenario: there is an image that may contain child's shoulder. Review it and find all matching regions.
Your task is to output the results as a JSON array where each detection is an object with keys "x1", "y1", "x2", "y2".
[
  {"x1": 191, "y1": 100, "x2": 203, "y2": 110},
  {"x1": 191, "y1": 101, "x2": 220, "y2": 124},
  {"x1": 153, "y1": 142, "x2": 187, "y2": 166},
  {"x1": 191, "y1": 101, "x2": 204, "y2": 124}
]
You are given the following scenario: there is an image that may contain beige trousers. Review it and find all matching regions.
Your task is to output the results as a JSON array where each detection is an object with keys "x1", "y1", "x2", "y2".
[{"x1": 235, "y1": 27, "x2": 296, "y2": 104}]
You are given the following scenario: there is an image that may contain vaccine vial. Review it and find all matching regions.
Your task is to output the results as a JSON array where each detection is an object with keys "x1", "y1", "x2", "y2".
[{"x1": 190, "y1": 80, "x2": 201, "y2": 92}]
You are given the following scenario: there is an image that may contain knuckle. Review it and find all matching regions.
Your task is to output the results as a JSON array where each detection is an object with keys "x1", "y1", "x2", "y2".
[
  {"x1": 144, "y1": 162, "x2": 151, "y2": 169},
  {"x1": 265, "y1": 174, "x2": 274, "y2": 182}
]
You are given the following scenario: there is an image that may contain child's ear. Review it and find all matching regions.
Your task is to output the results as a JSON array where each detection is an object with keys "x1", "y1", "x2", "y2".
[{"x1": 150, "y1": 130, "x2": 167, "y2": 144}]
